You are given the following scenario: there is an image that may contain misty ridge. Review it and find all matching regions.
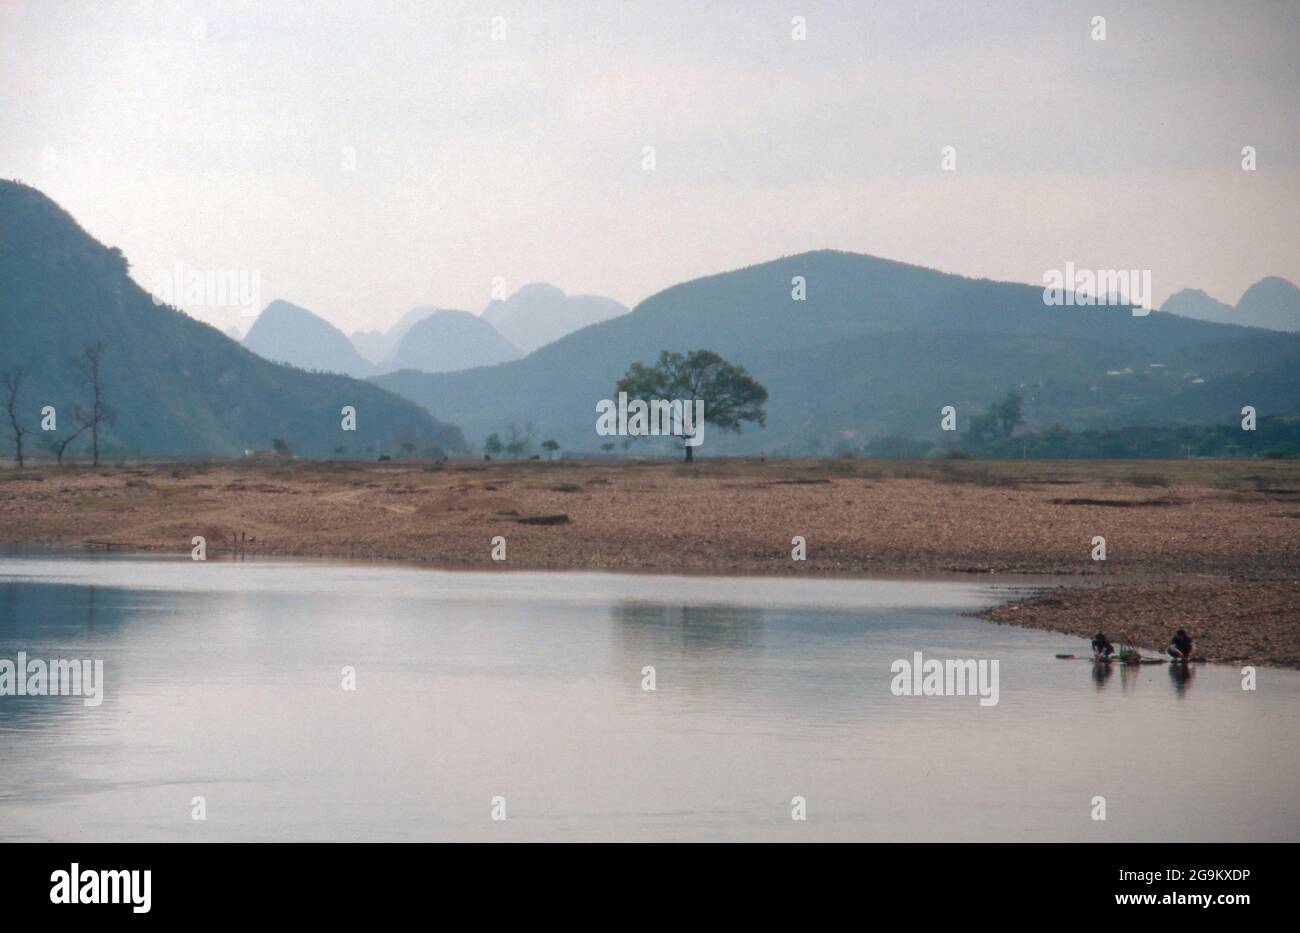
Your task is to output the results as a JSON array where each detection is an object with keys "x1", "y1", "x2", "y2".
[
  {"x1": 2, "y1": 177, "x2": 1299, "y2": 463},
  {"x1": 373, "y1": 250, "x2": 1300, "y2": 460},
  {"x1": 241, "y1": 284, "x2": 631, "y2": 379}
]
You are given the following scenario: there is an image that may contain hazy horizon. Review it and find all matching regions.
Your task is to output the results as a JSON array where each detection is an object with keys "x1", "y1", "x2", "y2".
[{"x1": 2, "y1": 0, "x2": 1297, "y2": 335}]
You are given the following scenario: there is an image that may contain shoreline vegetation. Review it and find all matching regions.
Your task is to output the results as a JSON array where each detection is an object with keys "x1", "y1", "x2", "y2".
[{"x1": 1, "y1": 457, "x2": 1297, "y2": 667}]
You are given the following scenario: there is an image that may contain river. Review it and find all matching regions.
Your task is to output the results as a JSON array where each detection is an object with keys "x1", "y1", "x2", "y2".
[{"x1": 1, "y1": 553, "x2": 1296, "y2": 841}]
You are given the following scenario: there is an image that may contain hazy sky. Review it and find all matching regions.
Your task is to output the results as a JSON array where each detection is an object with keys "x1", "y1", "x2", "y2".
[{"x1": 2, "y1": 0, "x2": 1296, "y2": 334}]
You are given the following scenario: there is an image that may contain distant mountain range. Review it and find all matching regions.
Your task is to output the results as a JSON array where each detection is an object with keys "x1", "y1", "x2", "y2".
[
  {"x1": 249, "y1": 284, "x2": 627, "y2": 377},
  {"x1": 385, "y1": 309, "x2": 519, "y2": 373},
  {"x1": 243, "y1": 299, "x2": 376, "y2": 378},
  {"x1": 0, "y1": 181, "x2": 465, "y2": 459},
  {"x1": 248, "y1": 299, "x2": 524, "y2": 377},
  {"x1": 1162, "y1": 277, "x2": 1300, "y2": 331},
  {"x1": 482, "y1": 283, "x2": 629, "y2": 354},
  {"x1": 6, "y1": 179, "x2": 1295, "y2": 461},
  {"x1": 349, "y1": 306, "x2": 436, "y2": 366},
  {"x1": 374, "y1": 251, "x2": 1300, "y2": 456},
  {"x1": 247, "y1": 301, "x2": 521, "y2": 376}
]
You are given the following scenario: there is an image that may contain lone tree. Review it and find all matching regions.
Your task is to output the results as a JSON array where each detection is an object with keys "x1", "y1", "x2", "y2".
[
  {"x1": 966, "y1": 388, "x2": 1024, "y2": 446},
  {"x1": 71, "y1": 342, "x2": 114, "y2": 467},
  {"x1": 992, "y1": 389, "x2": 1024, "y2": 438},
  {"x1": 484, "y1": 433, "x2": 503, "y2": 458},
  {"x1": 615, "y1": 350, "x2": 767, "y2": 462},
  {"x1": 541, "y1": 439, "x2": 560, "y2": 460},
  {"x1": 505, "y1": 422, "x2": 534, "y2": 460},
  {"x1": 2, "y1": 368, "x2": 29, "y2": 467}
]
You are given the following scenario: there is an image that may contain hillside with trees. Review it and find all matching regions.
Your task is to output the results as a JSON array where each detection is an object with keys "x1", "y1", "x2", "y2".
[{"x1": 0, "y1": 181, "x2": 465, "y2": 460}]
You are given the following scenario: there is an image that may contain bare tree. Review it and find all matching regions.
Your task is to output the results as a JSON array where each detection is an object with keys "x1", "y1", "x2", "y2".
[
  {"x1": 54, "y1": 421, "x2": 90, "y2": 465},
  {"x1": 1, "y1": 368, "x2": 28, "y2": 467},
  {"x1": 71, "y1": 342, "x2": 114, "y2": 468}
]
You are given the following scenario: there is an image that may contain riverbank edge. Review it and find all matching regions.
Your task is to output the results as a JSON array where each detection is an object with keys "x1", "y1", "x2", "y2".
[{"x1": 2, "y1": 538, "x2": 1293, "y2": 669}]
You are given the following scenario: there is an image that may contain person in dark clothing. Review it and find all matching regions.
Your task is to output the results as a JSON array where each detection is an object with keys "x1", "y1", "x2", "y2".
[
  {"x1": 1168, "y1": 629, "x2": 1197, "y2": 661},
  {"x1": 1091, "y1": 632, "x2": 1115, "y2": 661}
]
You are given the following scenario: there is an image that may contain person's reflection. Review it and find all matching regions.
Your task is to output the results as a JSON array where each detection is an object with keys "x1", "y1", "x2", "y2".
[
  {"x1": 1091, "y1": 659, "x2": 1114, "y2": 689},
  {"x1": 1168, "y1": 660, "x2": 1196, "y2": 696}
]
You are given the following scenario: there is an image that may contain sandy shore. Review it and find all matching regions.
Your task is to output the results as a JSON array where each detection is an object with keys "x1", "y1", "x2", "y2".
[{"x1": 2, "y1": 457, "x2": 1298, "y2": 666}]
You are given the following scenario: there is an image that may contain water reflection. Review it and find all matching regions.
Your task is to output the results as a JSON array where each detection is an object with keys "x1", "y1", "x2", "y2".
[
  {"x1": 1168, "y1": 661, "x2": 1196, "y2": 696},
  {"x1": 1086, "y1": 658, "x2": 1197, "y2": 699},
  {"x1": 611, "y1": 601, "x2": 766, "y2": 655},
  {"x1": 0, "y1": 581, "x2": 134, "y2": 731},
  {"x1": 0, "y1": 554, "x2": 1295, "y2": 842}
]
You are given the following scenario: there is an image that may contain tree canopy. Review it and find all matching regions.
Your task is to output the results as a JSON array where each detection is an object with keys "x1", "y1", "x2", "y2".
[{"x1": 615, "y1": 350, "x2": 767, "y2": 460}]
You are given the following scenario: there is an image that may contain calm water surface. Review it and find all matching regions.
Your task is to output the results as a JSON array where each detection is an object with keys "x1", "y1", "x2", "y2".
[{"x1": 1, "y1": 553, "x2": 1296, "y2": 841}]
